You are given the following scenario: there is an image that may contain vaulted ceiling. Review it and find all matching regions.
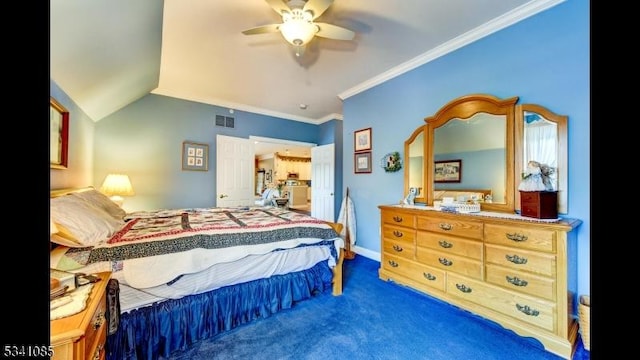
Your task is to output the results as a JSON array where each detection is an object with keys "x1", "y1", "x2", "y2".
[{"x1": 50, "y1": 0, "x2": 561, "y2": 125}]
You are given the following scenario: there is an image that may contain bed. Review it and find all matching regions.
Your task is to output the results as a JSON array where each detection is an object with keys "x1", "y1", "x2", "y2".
[
  {"x1": 49, "y1": 187, "x2": 345, "y2": 360},
  {"x1": 432, "y1": 188, "x2": 493, "y2": 202}
]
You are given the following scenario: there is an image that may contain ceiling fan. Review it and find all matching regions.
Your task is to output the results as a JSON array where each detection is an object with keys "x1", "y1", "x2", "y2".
[{"x1": 242, "y1": 0, "x2": 355, "y2": 57}]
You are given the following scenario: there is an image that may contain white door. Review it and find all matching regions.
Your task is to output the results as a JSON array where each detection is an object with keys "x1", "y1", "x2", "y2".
[
  {"x1": 216, "y1": 135, "x2": 255, "y2": 207},
  {"x1": 311, "y1": 143, "x2": 335, "y2": 221}
]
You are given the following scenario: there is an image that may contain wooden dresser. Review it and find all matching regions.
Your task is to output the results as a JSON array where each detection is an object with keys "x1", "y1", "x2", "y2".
[
  {"x1": 51, "y1": 272, "x2": 111, "y2": 360},
  {"x1": 378, "y1": 205, "x2": 582, "y2": 359}
]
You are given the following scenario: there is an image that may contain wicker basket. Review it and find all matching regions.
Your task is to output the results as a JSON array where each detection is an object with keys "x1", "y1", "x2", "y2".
[{"x1": 578, "y1": 295, "x2": 590, "y2": 351}]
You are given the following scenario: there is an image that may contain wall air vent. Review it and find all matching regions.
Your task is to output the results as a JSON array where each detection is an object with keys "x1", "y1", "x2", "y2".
[{"x1": 215, "y1": 115, "x2": 235, "y2": 128}]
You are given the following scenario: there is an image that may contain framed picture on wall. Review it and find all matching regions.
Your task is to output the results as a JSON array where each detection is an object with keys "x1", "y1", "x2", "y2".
[
  {"x1": 50, "y1": 97, "x2": 69, "y2": 169},
  {"x1": 354, "y1": 152, "x2": 372, "y2": 174},
  {"x1": 182, "y1": 141, "x2": 209, "y2": 171},
  {"x1": 434, "y1": 159, "x2": 462, "y2": 183},
  {"x1": 354, "y1": 127, "x2": 372, "y2": 152}
]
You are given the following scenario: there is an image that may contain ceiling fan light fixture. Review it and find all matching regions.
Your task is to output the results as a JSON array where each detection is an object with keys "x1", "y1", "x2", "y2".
[{"x1": 280, "y1": 9, "x2": 317, "y2": 46}]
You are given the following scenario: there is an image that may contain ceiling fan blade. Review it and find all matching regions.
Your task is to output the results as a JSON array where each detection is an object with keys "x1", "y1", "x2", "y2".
[
  {"x1": 303, "y1": 0, "x2": 334, "y2": 20},
  {"x1": 265, "y1": 0, "x2": 291, "y2": 15},
  {"x1": 242, "y1": 24, "x2": 281, "y2": 35},
  {"x1": 314, "y1": 22, "x2": 354, "y2": 40}
]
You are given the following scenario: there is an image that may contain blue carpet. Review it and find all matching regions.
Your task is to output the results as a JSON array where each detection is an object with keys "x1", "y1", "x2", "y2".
[{"x1": 164, "y1": 255, "x2": 590, "y2": 360}]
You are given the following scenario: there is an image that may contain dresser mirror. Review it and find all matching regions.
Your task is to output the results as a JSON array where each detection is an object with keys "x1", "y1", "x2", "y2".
[
  {"x1": 403, "y1": 94, "x2": 569, "y2": 214},
  {"x1": 404, "y1": 125, "x2": 426, "y2": 203},
  {"x1": 433, "y1": 112, "x2": 507, "y2": 201},
  {"x1": 515, "y1": 104, "x2": 568, "y2": 213}
]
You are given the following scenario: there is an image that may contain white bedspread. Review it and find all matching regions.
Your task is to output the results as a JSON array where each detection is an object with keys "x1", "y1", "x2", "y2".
[
  {"x1": 122, "y1": 236, "x2": 342, "y2": 288},
  {"x1": 117, "y1": 244, "x2": 339, "y2": 312}
]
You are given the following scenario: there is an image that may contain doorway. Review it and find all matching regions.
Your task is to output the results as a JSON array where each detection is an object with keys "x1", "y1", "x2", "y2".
[{"x1": 251, "y1": 136, "x2": 315, "y2": 211}]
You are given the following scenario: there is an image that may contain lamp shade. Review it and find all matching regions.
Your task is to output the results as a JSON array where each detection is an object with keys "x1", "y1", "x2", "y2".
[
  {"x1": 280, "y1": 9, "x2": 317, "y2": 46},
  {"x1": 100, "y1": 174, "x2": 135, "y2": 197}
]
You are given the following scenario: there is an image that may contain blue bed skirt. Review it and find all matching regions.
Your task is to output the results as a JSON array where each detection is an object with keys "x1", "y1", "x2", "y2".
[{"x1": 106, "y1": 261, "x2": 334, "y2": 360}]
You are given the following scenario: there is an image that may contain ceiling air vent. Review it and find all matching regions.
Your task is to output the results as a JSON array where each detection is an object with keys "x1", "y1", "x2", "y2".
[{"x1": 215, "y1": 115, "x2": 235, "y2": 128}]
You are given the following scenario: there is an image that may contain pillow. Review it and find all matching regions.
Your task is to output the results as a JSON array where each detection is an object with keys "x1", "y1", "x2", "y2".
[
  {"x1": 70, "y1": 189, "x2": 126, "y2": 220},
  {"x1": 50, "y1": 195, "x2": 125, "y2": 246}
]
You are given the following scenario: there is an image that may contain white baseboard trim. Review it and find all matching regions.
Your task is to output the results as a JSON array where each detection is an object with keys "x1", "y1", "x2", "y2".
[{"x1": 351, "y1": 245, "x2": 380, "y2": 262}]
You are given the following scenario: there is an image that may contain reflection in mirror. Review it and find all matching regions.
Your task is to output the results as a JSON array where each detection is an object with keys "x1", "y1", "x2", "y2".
[
  {"x1": 522, "y1": 112, "x2": 558, "y2": 190},
  {"x1": 425, "y1": 94, "x2": 517, "y2": 213},
  {"x1": 516, "y1": 104, "x2": 568, "y2": 213},
  {"x1": 433, "y1": 113, "x2": 506, "y2": 203},
  {"x1": 404, "y1": 126, "x2": 425, "y2": 203}
]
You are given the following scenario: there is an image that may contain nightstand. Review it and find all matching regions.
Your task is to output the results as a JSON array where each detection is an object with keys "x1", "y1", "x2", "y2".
[{"x1": 50, "y1": 272, "x2": 111, "y2": 360}]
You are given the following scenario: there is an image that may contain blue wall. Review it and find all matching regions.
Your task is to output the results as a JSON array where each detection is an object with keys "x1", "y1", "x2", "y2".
[
  {"x1": 435, "y1": 149, "x2": 505, "y2": 202},
  {"x1": 50, "y1": 80, "x2": 96, "y2": 190},
  {"x1": 91, "y1": 94, "x2": 341, "y2": 212},
  {"x1": 50, "y1": 83, "x2": 342, "y2": 213},
  {"x1": 341, "y1": 0, "x2": 590, "y2": 297}
]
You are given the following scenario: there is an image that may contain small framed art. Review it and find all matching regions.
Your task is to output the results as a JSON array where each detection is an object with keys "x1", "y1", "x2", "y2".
[
  {"x1": 434, "y1": 159, "x2": 462, "y2": 183},
  {"x1": 354, "y1": 151, "x2": 372, "y2": 174},
  {"x1": 182, "y1": 141, "x2": 209, "y2": 171},
  {"x1": 354, "y1": 127, "x2": 372, "y2": 152},
  {"x1": 50, "y1": 97, "x2": 69, "y2": 169}
]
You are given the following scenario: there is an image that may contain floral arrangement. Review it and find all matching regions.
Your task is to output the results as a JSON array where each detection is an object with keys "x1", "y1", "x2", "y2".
[{"x1": 382, "y1": 152, "x2": 402, "y2": 173}]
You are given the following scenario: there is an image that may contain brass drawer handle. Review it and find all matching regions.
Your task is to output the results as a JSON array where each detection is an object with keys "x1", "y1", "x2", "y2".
[
  {"x1": 516, "y1": 304, "x2": 540, "y2": 317},
  {"x1": 456, "y1": 283, "x2": 472, "y2": 293},
  {"x1": 393, "y1": 230, "x2": 403, "y2": 238},
  {"x1": 506, "y1": 275, "x2": 528, "y2": 287},
  {"x1": 93, "y1": 310, "x2": 105, "y2": 330},
  {"x1": 506, "y1": 232, "x2": 528, "y2": 242},
  {"x1": 388, "y1": 260, "x2": 399, "y2": 268},
  {"x1": 439, "y1": 223, "x2": 453, "y2": 231},
  {"x1": 423, "y1": 272, "x2": 436, "y2": 281},
  {"x1": 93, "y1": 343, "x2": 104, "y2": 360},
  {"x1": 392, "y1": 244, "x2": 403, "y2": 252},
  {"x1": 393, "y1": 216, "x2": 403, "y2": 222},
  {"x1": 438, "y1": 257, "x2": 452, "y2": 266},
  {"x1": 438, "y1": 240, "x2": 453, "y2": 248},
  {"x1": 505, "y1": 254, "x2": 528, "y2": 264}
]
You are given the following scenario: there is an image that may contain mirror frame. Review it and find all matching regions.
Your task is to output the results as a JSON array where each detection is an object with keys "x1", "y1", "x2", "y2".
[
  {"x1": 50, "y1": 97, "x2": 69, "y2": 169},
  {"x1": 404, "y1": 125, "x2": 427, "y2": 203},
  {"x1": 515, "y1": 103, "x2": 568, "y2": 213},
  {"x1": 423, "y1": 94, "x2": 518, "y2": 213}
]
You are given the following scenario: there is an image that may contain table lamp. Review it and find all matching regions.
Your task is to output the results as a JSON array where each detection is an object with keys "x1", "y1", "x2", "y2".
[{"x1": 100, "y1": 174, "x2": 135, "y2": 206}]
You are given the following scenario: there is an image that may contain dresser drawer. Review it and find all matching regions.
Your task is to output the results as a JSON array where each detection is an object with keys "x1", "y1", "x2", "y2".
[
  {"x1": 446, "y1": 273, "x2": 556, "y2": 331},
  {"x1": 382, "y1": 224, "x2": 416, "y2": 244},
  {"x1": 485, "y1": 264, "x2": 556, "y2": 301},
  {"x1": 87, "y1": 324, "x2": 107, "y2": 360},
  {"x1": 416, "y1": 231, "x2": 482, "y2": 260},
  {"x1": 84, "y1": 292, "x2": 107, "y2": 357},
  {"x1": 382, "y1": 211, "x2": 415, "y2": 228},
  {"x1": 484, "y1": 224, "x2": 555, "y2": 253},
  {"x1": 416, "y1": 248, "x2": 482, "y2": 280},
  {"x1": 417, "y1": 216, "x2": 483, "y2": 240},
  {"x1": 382, "y1": 237, "x2": 415, "y2": 260},
  {"x1": 383, "y1": 253, "x2": 445, "y2": 291},
  {"x1": 485, "y1": 244, "x2": 556, "y2": 277}
]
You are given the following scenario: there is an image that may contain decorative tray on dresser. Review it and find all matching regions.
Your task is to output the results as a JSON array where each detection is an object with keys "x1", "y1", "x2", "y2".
[
  {"x1": 378, "y1": 204, "x2": 582, "y2": 359},
  {"x1": 50, "y1": 272, "x2": 111, "y2": 360}
]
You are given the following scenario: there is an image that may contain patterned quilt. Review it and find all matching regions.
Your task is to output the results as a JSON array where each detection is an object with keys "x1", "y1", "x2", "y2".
[{"x1": 57, "y1": 206, "x2": 340, "y2": 288}]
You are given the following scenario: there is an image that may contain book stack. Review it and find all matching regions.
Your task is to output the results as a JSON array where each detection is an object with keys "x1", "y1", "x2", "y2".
[{"x1": 50, "y1": 269, "x2": 76, "y2": 299}]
